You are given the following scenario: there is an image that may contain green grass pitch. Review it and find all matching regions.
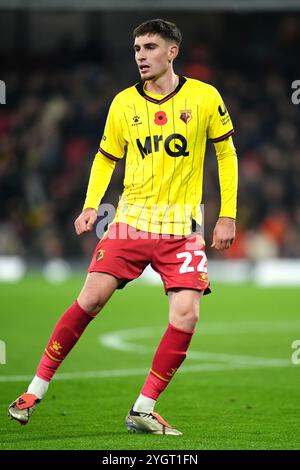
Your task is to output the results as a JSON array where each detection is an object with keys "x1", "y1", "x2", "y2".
[{"x1": 0, "y1": 275, "x2": 299, "y2": 450}]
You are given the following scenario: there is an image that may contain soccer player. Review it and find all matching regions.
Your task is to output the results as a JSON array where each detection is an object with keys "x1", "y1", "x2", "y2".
[{"x1": 8, "y1": 19, "x2": 237, "y2": 435}]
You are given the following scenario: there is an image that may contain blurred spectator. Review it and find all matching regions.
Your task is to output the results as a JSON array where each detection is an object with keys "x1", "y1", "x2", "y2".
[{"x1": 1, "y1": 13, "x2": 300, "y2": 260}]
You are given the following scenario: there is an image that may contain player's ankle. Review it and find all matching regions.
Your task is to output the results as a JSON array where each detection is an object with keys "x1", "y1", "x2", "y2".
[
  {"x1": 27, "y1": 374, "x2": 49, "y2": 399},
  {"x1": 132, "y1": 393, "x2": 156, "y2": 414}
]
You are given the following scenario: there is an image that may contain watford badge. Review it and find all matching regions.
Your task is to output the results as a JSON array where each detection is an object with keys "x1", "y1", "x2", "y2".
[
  {"x1": 180, "y1": 110, "x2": 192, "y2": 124},
  {"x1": 199, "y1": 272, "x2": 208, "y2": 282},
  {"x1": 96, "y1": 249, "x2": 105, "y2": 261}
]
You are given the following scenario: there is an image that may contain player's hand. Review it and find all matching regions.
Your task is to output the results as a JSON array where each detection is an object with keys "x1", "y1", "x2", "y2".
[
  {"x1": 74, "y1": 208, "x2": 97, "y2": 235},
  {"x1": 211, "y1": 217, "x2": 236, "y2": 251}
]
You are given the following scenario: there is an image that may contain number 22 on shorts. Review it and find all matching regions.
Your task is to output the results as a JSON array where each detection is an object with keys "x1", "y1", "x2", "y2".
[{"x1": 176, "y1": 250, "x2": 207, "y2": 274}]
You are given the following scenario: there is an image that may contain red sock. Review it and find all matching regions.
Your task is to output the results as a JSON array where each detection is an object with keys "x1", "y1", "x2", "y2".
[
  {"x1": 37, "y1": 300, "x2": 95, "y2": 381},
  {"x1": 141, "y1": 323, "x2": 194, "y2": 400}
]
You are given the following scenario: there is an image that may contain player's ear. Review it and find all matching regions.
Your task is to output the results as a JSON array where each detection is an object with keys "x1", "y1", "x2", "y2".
[{"x1": 168, "y1": 44, "x2": 179, "y2": 62}]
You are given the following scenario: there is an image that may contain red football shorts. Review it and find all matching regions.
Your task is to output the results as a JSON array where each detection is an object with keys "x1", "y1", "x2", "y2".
[{"x1": 88, "y1": 222, "x2": 210, "y2": 295}]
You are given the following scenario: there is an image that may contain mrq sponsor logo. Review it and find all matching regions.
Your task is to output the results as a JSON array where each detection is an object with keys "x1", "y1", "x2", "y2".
[{"x1": 0, "y1": 80, "x2": 6, "y2": 104}]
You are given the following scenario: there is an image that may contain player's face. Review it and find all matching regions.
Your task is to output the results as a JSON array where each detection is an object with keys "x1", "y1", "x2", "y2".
[{"x1": 134, "y1": 34, "x2": 178, "y2": 81}]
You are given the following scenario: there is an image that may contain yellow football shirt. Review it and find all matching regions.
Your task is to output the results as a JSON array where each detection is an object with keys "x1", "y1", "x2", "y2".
[{"x1": 97, "y1": 76, "x2": 236, "y2": 235}]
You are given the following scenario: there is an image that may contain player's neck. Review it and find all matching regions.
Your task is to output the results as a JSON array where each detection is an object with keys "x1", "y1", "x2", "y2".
[{"x1": 145, "y1": 72, "x2": 179, "y2": 96}]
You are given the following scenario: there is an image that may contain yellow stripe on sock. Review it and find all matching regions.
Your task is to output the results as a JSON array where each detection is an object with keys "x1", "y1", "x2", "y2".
[
  {"x1": 150, "y1": 369, "x2": 170, "y2": 383},
  {"x1": 45, "y1": 349, "x2": 63, "y2": 363}
]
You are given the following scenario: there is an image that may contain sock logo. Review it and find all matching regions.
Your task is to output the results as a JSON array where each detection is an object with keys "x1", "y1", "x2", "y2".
[
  {"x1": 166, "y1": 368, "x2": 178, "y2": 378},
  {"x1": 50, "y1": 340, "x2": 63, "y2": 355}
]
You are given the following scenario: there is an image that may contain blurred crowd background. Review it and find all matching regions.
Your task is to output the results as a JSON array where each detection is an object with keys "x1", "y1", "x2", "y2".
[{"x1": 1, "y1": 11, "x2": 300, "y2": 262}]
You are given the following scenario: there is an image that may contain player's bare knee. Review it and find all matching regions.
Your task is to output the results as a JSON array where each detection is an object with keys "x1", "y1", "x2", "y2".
[
  {"x1": 77, "y1": 272, "x2": 120, "y2": 315},
  {"x1": 89, "y1": 299, "x2": 105, "y2": 315},
  {"x1": 77, "y1": 294, "x2": 105, "y2": 315},
  {"x1": 170, "y1": 306, "x2": 199, "y2": 330},
  {"x1": 180, "y1": 307, "x2": 199, "y2": 324}
]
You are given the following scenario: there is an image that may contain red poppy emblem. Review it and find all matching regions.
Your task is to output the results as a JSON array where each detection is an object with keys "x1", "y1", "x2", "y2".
[{"x1": 154, "y1": 111, "x2": 168, "y2": 126}]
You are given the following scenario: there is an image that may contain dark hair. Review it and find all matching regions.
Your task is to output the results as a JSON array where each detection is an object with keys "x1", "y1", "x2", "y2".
[{"x1": 133, "y1": 19, "x2": 182, "y2": 46}]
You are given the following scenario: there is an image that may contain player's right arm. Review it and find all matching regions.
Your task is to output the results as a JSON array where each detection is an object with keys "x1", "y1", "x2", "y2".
[
  {"x1": 74, "y1": 95, "x2": 126, "y2": 235},
  {"x1": 74, "y1": 152, "x2": 116, "y2": 235}
]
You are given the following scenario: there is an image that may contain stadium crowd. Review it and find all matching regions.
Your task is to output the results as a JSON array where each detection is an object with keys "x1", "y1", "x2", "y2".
[{"x1": 1, "y1": 14, "x2": 300, "y2": 261}]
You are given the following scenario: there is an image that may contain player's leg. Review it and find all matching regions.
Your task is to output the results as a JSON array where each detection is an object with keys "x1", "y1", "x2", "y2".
[
  {"x1": 138, "y1": 288, "x2": 202, "y2": 401},
  {"x1": 33, "y1": 272, "x2": 121, "y2": 383},
  {"x1": 138, "y1": 288, "x2": 202, "y2": 403},
  {"x1": 126, "y1": 288, "x2": 203, "y2": 435},
  {"x1": 136, "y1": 231, "x2": 209, "y2": 408},
  {"x1": 8, "y1": 272, "x2": 121, "y2": 425},
  {"x1": 126, "y1": 232, "x2": 209, "y2": 435}
]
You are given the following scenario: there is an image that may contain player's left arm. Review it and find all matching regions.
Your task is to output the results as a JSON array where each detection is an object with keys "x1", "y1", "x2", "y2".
[
  {"x1": 206, "y1": 85, "x2": 238, "y2": 251},
  {"x1": 211, "y1": 136, "x2": 238, "y2": 250}
]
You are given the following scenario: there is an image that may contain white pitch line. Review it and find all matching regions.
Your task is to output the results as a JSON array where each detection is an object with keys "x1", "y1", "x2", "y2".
[
  {"x1": 0, "y1": 368, "x2": 149, "y2": 383},
  {"x1": 0, "y1": 359, "x2": 292, "y2": 383},
  {"x1": 199, "y1": 320, "x2": 300, "y2": 335},
  {"x1": 0, "y1": 320, "x2": 294, "y2": 383},
  {"x1": 99, "y1": 323, "x2": 290, "y2": 368},
  {"x1": 188, "y1": 351, "x2": 288, "y2": 367}
]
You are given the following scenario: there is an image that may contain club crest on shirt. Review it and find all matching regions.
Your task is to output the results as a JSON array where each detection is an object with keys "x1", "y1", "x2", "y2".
[
  {"x1": 96, "y1": 249, "x2": 105, "y2": 261},
  {"x1": 180, "y1": 110, "x2": 192, "y2": 124}
]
